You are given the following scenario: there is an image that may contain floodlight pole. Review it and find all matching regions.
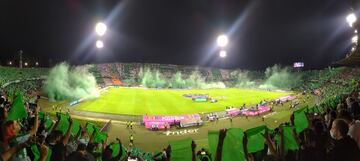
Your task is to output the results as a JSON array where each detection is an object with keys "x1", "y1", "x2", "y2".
[{"x1": 18, "y1": 50, "x2": 23, "y2": 68}]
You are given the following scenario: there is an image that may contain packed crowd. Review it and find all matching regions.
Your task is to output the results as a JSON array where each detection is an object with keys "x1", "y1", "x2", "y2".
[
  {"x1": 1, "y1": 88, "x2": 360, "y2": 161},
  {"x1": 1, "y1": 66, "x2": 360, "y2": 161}
]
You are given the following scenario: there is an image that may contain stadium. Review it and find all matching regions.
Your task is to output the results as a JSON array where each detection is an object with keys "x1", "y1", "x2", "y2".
[{"x1": 1, "y1": 1, "x2": 360, "y2": 161}]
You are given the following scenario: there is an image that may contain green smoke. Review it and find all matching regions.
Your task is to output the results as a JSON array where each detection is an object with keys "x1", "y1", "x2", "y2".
[
  {"x1": 230, "y1": 70, "x2": 256, "y2": 88},
  {"x1": 259, "y1": 64, "x2": 301, "y2": 90},
  {"x1": 140, "y1": 68, "x2": 166, "y2": 88},
  {"x1": 228, "y1": 65, "x2": 301, "y2": 90},
  {"x1": 139, "y1": 67, "x2": 225, "y2": 89},
  {"x1": 44, "y1": 63, "x2": 99, "y2": 101}
]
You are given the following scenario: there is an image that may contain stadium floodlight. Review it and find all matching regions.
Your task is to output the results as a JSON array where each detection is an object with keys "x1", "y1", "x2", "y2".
[
  {"x1": 8, "y1": 61, "x2": 12, "y2": 65},
  {"x1": 217, "y1": 34, "x2": 228, "y2": 47},
  {"x1": 35, "y1": 62, "x2": 39, "y2": 66},
  {"x1": 351, "y1": 47, "x2": 356, "y2": 52},
  {"x1": 219, "y1": 50, "x2": 227, "y2": 58},
  {"x1": 96, "y1": 40, "x2": 104, "y2": 49},
  {"x1": 346, "y1": 13, "x2": 357, "y2": 27},
  {"x1": 95, "y1": 22, "x2": 107, "y2": 36},
  {"x1": 24, "y1": 62, "x2": 28, "y2": 66},
  {"x1": 352, "y1": 35, "x2": 358, "y2": 43}
]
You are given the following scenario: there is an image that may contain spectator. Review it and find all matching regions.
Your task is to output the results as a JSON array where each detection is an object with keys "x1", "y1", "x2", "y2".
[
  {"x1": 102, "y1": 138, "x2": 122, "y2": 161},
  {"x1": 49, "y1": 116, "x2": 73, "y2": 161},
  {"x1": 326, "y1": 119, "x2": 360, "y2": 161},
  {"x1": 65, "y1": 143, "x2": 95, "y2": 161},
  {"x1": 0, "y1": 105, "x2": 39, "y2": 161},
  {"x1": 338, "y1": 111, "x2": 360, "y2": 149}
]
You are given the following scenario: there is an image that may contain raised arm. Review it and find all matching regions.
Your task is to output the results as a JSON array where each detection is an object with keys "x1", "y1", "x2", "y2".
[
  {"x1": 1, "y1": 142, "x2": 28, "y2": 161},
  {"x1": 74, "y1": 126, "x2": 82, "y2": 140},
  {"x1": 50, "y1": 113, "x2": 61, "y2": 132},
  {"x1": 29, "y1": 105, "x2": 40, "y2": 136},
  {"x1": 113, "y1": 138, "x2": 123, "y2": 160},
  {"x1": 262, "y1": 128, "x2": 279, "y2": 159},
  {"x1": 215, "y1": 129, "x2": 227, "y2": 161},
  {"x1": 62, "y1": 116, "x2": 73, "y2": 145}
]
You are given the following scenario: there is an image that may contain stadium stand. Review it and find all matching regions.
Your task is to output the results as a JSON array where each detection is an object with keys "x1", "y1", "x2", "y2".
[{"x1": 1, "y1": 64, "x2": 360, "y2": 161}]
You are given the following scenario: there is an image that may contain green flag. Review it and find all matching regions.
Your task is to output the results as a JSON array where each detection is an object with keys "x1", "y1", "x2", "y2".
[
  {"x1": 30, "y1": 144, "x2": 40, "y2": 161},
  {"x1": 39, "y1": 113, "x2": 53, "y2": 130},
  {"x1": 109, "y1": 143, "x2": 126, "y2": 158},
  {"x1": 169, "y1": 137, "x2": 193, "y2": 161},
  {"x1": 294, "y1": 108, "x2": 309, "y2": 133},
  {"x1": 275, "y1": 125, "x2": 299, "y2": 152},
  {"x1": 94, "y1": 128, "x2": 107, "y2": 143},
  {"x1": 7, "y1": 93, "x2": 27, "y2": 121},
  {"x1": 44, "y1": 116, "x2": 53, "y2": 130},
  {"x1": 222, "y1": 128, "x2": 246, "y2": 161},
  {"x1": 208, "y1": 129, "x2": 246, "y2": 161},
  {"x1": 208, "y1": 130, "x2": 219, "y2": 160},
  {"x1": 71, "y1": 120, "x2": 81, "y2": 136},
  {"x1": 56, "y1": 113, "x2": 80, "y2": 136},
  {"x1": 56, "y1": 113, "x2": 70, "y2": 134},
  {"x1": 86, "y1": 122, "x2": 96, "y2": 135},
  {"x1": 38, "y1": 112, "x2": 45, "y2": 120},
  {"x1": 245, "y1": 125, "x2": 266, "y2": 153}
]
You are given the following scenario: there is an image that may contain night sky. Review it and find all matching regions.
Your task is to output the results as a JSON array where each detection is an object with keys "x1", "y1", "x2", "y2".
[{"x1": 0, "y1": 0, "x2": 354, "y2": 70}]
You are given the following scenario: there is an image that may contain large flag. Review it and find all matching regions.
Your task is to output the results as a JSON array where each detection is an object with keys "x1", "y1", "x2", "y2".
[
  {"x1": 109, "y1": 142, "x2": 126, "y2": 158},
  {"x1": 208, "y1": 130, "x2": 219, "y2": 160},
  {"x1": 208, "y1": 129, "x2": 246, "y2": 161},
  {"x1": 275, "y1": 125, "x2": 299, "y2": 152},
  {"x1": 245, "y1": 125, "x2": 266, "y2": 153},
  {"x1": 7, "y1": 93, "x2": 27, "y2": 121},
  {"x1": 293, "y1": 108, "x2": 309, "y2": 133},
  {"x1": 169, "y1": 137, "x2": 193, "y2": 161},
  {"x1": 222, "y1": 128, "x2": 246, "y2": 161}
]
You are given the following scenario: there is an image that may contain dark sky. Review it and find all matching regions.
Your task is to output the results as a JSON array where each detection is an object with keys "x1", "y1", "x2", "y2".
[{"x1": 0, "y1": 0, "x2": 354, "y2": 70}]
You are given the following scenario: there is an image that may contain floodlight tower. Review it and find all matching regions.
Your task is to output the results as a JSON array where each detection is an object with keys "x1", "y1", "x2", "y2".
[
  {"x1": 18, "y1": 50, "x2": 23, "y2": 68},
  {"x1": 95, "y1": 22, "x2": 107, "y2": 36},
  {"x1": 95, "y1": 22, "x2": 107, "y2": 49},
  {"x1": 217, "y1": 34, "x2": 228, "y2": 58},
  {"x1": 347, "y1": 13, "x2": 357, "y2": 27}
]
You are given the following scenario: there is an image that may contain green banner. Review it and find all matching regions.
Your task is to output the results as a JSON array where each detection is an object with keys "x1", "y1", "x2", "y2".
[
  {"x1": 245, "y1": 125, "x2": 266, "y2": 153},
  {"x1": 169, "y1": 137, "x2": 193, "y2": 161},
  {"x1": 7, "y1": 93, "x2": 27, "y2": 121},
  {"x1": 294, "y1": 108, "x2": 309, "y2": 133}
]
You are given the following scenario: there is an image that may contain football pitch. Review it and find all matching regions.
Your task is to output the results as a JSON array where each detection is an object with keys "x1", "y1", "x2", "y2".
[{"x1": 74, "y1": 87, "x2": 291, "y2": 115}]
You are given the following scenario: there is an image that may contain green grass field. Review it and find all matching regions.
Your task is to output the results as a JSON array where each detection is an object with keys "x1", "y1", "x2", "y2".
[{"x1": 74, "y1": 87, "x2": 291, "y2": 115}]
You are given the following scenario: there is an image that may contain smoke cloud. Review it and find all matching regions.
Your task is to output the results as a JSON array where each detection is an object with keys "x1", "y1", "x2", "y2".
[
  {"x1": 139, "y1": 68, "x2": 225, "y2": 89},
  {"x1": 44, "y1": 63, "x2": 99, "y2": 101}
]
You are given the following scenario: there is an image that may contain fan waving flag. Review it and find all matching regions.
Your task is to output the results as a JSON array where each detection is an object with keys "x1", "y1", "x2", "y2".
[
  {"x1": 275, "y1": 125, "x2": 299, "y2": 152},
  {"x1": 169, "y1": 137, "x2": 193, "y2": 161},
  {"x1": 293, "y1": 108, "x2": 309, "y2": 133},
  {"x1": 245, "y1": 125, "x2": 266, "y2": 153},
  {"x1": 94, "y1": 127, "x2": 108, "y2": 143},
  {"x1": 56, "y1": 113, "x2": 70, "y2": 134},
  {"x1": 86, "y1": 122, "x2": 96, "y2": 135},
  {"x1": 7, "y1": 93, "x2": 28, "y2": 121},
  {"x1": 208, "y1": 130, "x2": 219, "y2": 160},
  {"x1": 222, "y1": 128, "x2": 246, "y2": 161},
  {"x1": 56, "y1": 113, "x2": 80, "y2": 136},
  {"x1": 208, "y1": 129, "x2": 246, "y2": 161}
]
